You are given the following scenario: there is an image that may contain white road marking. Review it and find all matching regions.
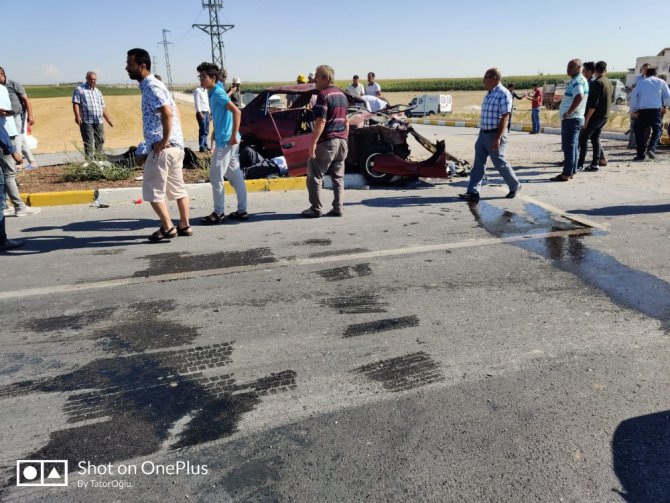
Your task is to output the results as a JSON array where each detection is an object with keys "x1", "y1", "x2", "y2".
[{"x1": 0, "y1": 227, "x2": 593, "y2": 300}]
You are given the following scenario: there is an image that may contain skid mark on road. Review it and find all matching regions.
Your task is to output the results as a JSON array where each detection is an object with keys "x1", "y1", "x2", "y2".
[
  {"x1": 133, "y1": 247, "x2": 277, "y2": 278},
  {"x1": 0, "y1": 340, "x2": 296, "y2": 488},
  {"x1": 354, "y1": 352, "x2": 445, "y2": 391},
  {"x1": 343, "y1": 315, "x2": 419, "y2": 338},
  {"x1": 316, "y1": 263, "x2": 372, "y2": 282},
  {"x1": 322, "y1": 292, "x2": 388, "y2": 314}
]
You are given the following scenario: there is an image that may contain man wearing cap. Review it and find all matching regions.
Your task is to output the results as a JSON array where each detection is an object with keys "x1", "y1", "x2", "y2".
[
  {"x1": 307, "y1": 72, "x2": 316, "y2": 84},
  {"x1": 458, "y1": 68, "x2": 521, "y2": 202},
  {"x1": 346, "y1": 75, "x2": 365, "y2": 97},
  {"x1": 72, "y1": 71, "x2": 114, "y2": 158},
  {"x1": 228, "y1": 76, "x2": 242, "y2": 107},
  {"x1": 630, "y1": 66, "x2": 670, "y2": 161}
]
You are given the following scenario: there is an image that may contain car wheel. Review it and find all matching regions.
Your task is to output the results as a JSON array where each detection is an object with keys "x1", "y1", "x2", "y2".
[
  {"x1": 360, "y1": 147, "x2": 395, "y2": 185},
  {"x1": 428, "y1": 111, "x2": 435, "y2": 116}
]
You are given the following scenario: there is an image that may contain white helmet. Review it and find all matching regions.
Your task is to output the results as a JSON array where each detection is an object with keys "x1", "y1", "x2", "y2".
[{"x1": 232, "y1": 76, "x2": 241, "y2": 84}]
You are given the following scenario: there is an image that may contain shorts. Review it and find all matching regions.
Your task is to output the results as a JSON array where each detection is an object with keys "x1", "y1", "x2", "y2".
[{"x1": 142, "y1": 146, "x2": 188, "y2": 202}]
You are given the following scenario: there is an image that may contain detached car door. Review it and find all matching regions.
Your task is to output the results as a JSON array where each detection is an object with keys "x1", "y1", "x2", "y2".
[{"x1": 269, "y1": 108, "x2": 314, "y2": 177}]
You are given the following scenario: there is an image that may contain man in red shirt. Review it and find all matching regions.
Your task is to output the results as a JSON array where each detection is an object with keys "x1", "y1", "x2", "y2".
[
  {"x1": 301, "y1": 65, "x2": 349, "y2": 218},
  {"x1": 527, "y1": 83, "x2": 542, "y2": 134}
]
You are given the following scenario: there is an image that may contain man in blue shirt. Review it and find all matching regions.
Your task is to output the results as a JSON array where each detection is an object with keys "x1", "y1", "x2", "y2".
[
  {"x1": 551, "y1": 59, "x2": 588, "y2": 182},
  {"x1": 126, "y1": 48, "x2": 191, "y2": 241},
  {"x1": 196, "y1": 62, "x2": 247, "y2": 224},
  {"x1": 629, "y1": 66, "x2": 670, "y2": 161},
  {"x1": 459, "y1": 68, "x2": 521, "y2": 202}
]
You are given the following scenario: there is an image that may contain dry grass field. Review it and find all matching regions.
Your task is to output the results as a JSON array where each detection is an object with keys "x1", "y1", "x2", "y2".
[
  {"x1": 31, "y1": 95, "x2": 200, "y2": 153},
  {"x1": 29, "y1": 90, "x2": 629, "y2": 154}
]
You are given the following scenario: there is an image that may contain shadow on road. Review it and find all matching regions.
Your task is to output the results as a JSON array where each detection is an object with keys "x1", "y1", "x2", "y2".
[
  {"x1": 568, "y1": 203, "x2": 670, "y2": 216},
  {"x1": 612, "y1": 410, "x2": 670, "y2": 502},
  {"x1": 5, "y1": 218, "x2": 158, "y2": 254}
]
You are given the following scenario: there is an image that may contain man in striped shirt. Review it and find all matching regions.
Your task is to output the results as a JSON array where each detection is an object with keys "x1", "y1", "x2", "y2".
[
  {"x1": 72, "y1": 72, "x2": 114, "y2": 159},
  {"x1": 459, "y1": 68, "x2": 521, "y2": 202},
  {"x1": 301, "y1": 65, "x2": 349, "y2": 218}
]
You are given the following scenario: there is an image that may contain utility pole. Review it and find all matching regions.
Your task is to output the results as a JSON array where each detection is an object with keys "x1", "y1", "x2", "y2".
[
  {"x1": 193, "y1": 1, "x2": 234, "y2": 73},
  {"x1": 152, "y1": 56, "x2": 159, "y2": 76},
  {"x1": 157, "y1": 29, "x2": 174, "y2": 94}
]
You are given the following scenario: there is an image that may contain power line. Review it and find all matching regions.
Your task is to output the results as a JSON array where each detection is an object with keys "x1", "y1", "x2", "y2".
[
  {"x1": 193, "y1": 1, "x2": 234, "y2": 76},
  {"x1": 152, "y1": 56, "x2": 159, "y2": 76},
  {"x1": 157, "y1": 29, "x2": 174, "y2": 94}
]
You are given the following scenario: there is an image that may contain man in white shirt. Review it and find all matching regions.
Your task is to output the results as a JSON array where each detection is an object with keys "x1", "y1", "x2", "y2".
[
  {"x1": 366, "y1": 72, "x2": 381, "y2": 96},
  {"x1": 346, "y1": 75, "x2": 365, "y2": 97},
  {"x1": 193, "y1": 85, "x2": 211, "y2": 152},
  {"x1": 360, "y1": 95, "x2": 388, "y2": 112}
]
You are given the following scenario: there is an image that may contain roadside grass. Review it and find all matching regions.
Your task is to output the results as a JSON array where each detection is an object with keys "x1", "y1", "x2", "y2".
[{"x1": 62, "y1": 150, "x2": 134, "y2": 182}]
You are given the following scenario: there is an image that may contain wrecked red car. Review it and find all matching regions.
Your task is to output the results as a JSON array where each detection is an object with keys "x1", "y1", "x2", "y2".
[{"x1": 240, "y1": 84, "x2": 469, "y2": 184}]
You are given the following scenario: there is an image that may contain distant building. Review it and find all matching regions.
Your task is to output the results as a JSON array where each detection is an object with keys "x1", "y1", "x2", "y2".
[{"x1": 626, "y1": 48, "x2": 670, "y2": 88}]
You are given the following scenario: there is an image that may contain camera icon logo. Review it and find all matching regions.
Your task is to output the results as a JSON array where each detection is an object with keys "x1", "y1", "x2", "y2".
[{"x1": 16, "y1": 460, "x2": 68, "y2": 487}]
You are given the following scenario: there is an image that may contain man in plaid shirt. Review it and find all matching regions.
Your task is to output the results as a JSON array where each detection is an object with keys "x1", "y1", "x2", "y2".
[
  {"x1": 459, "y1": 68, "x2": 521, "y2": 202},
  {"x1": 72, "y1": 72, "x2": 114, "y2": 158}
]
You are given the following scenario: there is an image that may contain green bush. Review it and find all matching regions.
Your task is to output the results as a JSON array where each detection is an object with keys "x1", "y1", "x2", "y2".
[{"x1": 62, "y1": 160, "x2": 133, "y2": 182}]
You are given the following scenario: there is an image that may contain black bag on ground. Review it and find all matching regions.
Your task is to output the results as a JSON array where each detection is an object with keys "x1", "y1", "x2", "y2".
[
  {"x1": 244, "y1": 159, "x2": 281, "y2": 179},
  {"x1": 183, "y1": 147, "x2": 199, "y2": 169}
]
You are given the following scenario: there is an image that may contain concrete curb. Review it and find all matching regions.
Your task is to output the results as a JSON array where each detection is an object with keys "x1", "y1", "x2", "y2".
[{"x1": 21, "y1": 174, "x2": 368, "y2": 207}]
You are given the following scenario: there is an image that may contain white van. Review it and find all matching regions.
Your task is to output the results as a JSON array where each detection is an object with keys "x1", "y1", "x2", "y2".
[{"x1": 406, "y1": 94, "x2": 452, "y2": 117}]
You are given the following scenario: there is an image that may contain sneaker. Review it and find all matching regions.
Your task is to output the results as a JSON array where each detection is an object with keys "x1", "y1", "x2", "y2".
[
  {"x1": 15, "y1": 206, "x2": 41, "y2": 217},
  {"x1": 584, "y1": 165, "x2": 599, "y2": 172},
  {"x1": 576, "y1": 165, "x2": 585, "y2": 172},
  {"x1": 0, "y1": 238, "x2": 24, "y2": 251},
  {"x1": 646, "y1": 151, "x2": 656, "y2": 160},
  {"x1": 505, "y1": 184, "x2": 521, "y2": 199},
  {"x1": 301, "y1": 207, "x2": 321, "y2": 218},
  {"x1": 458, "y1": 192, "x2": 480, "y2": 202},
  {"x1": 2, "y1": 207, "x2": 14, "y2": 217},
  {"x1": 24, "y1": 163, "x2": 37, "y2": 171},
  {"x1": 326, "y1": 208, "x2": 343, "y2": 217}
]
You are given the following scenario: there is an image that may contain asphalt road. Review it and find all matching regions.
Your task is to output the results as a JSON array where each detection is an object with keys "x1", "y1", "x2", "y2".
[{"x1": 1, "y1": 126, "x2": 668, "y2": 502}]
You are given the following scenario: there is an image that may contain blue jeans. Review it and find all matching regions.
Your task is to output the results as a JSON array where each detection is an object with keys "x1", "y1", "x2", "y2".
[
  {"x1": 197, "y1": 112, "x2": 210, "y2": 151},
  {"x1": 634, "y1": 108, "x2": 662, "y2": 158},
  {"x1": 561, "y1": 117, "x2": 582, "y2": 176},
  {"x1": 531, "y1": 108, "x2": 540, "y2": 133},
  {"x1": 467, "y1": 130, "x2": 520, "y2": 195}
]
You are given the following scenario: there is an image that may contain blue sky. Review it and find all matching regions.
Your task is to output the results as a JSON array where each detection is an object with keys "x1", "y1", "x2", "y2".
[{"x1": 3, "y1": 0, "x2": 668, "y2": 85}]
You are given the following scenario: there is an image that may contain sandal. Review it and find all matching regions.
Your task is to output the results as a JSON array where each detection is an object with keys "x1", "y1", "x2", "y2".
[
  {"x1": 149, "y1": 226, "x2": 177, "y2": 242},
  {"x1": 177, "y1": 225, "x2": 193, "y2": 237},
  {"x1": 227, "y1": 210, "x2": 249, "y2": 221},
  {"x1": 200, "y1": 212, "x2": 224, "y2": 225}
]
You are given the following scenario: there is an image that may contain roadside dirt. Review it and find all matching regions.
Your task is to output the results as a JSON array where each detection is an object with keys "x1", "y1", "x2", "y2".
[{"x1": 16, "y1": 164, "x2": 209, "y2": 194}]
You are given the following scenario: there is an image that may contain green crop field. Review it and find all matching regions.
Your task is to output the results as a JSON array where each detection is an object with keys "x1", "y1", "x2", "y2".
[
  {"x1": 26, "y1": 72, "x2": 627, "y2": 98},
  {"x1": 25, "y1": 85, "x2": 140, "y2": 99}
]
